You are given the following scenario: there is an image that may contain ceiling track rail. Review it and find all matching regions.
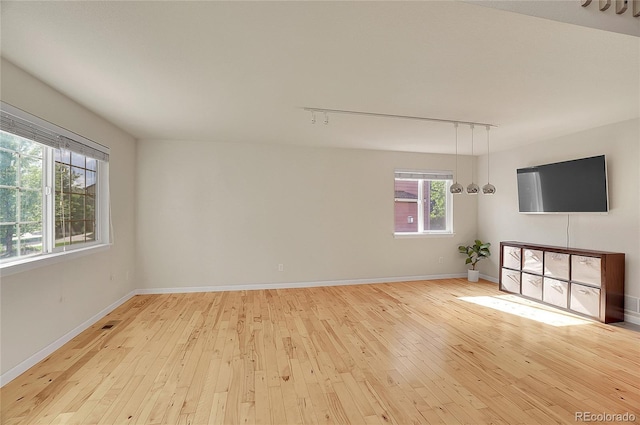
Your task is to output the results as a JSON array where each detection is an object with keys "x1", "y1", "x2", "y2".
[
  {"x1": 582, "y1": 0, "x2": 640, "y2": 16},
  {"x1": 301, "y1": 107, "x2": 498, "y2": 128}
]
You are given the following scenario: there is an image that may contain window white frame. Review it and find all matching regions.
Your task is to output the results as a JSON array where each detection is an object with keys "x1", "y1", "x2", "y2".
[
  {"x1": 394, "y1": 170, "x2": 454, "y2": 236},
  {"x1": 0, "y1": 102, "x2": 110, "y2": 275}
]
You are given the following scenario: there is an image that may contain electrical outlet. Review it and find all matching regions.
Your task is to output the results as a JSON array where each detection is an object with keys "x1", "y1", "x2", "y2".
[
  {"x1": 438, "y1": 257, "x2": 444, "y2": 264},
  {"x1": 278, "y1": 264, "x2": 284, "y2": 272}
]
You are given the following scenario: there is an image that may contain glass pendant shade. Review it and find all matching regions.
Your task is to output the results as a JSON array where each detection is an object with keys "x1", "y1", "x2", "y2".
[
  {"x1": 450, "y1": 182, "x2": 463, "y2": 194},
  {"x1": 482, "y1": 183, "x2": 496, "y2": 194},
  {"x1": 467, "y1": 182, "x2": 479, "y2": 194}
]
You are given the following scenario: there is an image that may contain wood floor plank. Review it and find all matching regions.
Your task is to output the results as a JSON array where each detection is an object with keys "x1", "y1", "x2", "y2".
[{"x1": 2, "y1": 279, "x2": 639, "y2": 425}]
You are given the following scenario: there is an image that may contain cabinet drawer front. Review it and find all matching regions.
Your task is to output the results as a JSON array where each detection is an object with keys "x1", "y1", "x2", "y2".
[
  {"x1": 521, "y1": 273, "x2": 543, "y2": 300},
  {"x1": 523, "y1": 249, "x2": 543, "y2": 274},
  {"x1": 544, "y1": 252, "x2": 570, "y2": 280},
  {"x1": 571, "y1": 255, "x2": 602, "y2": 287},
  {"x1": 543, "y1": 278, "x2": 568, "y2": 308},
  {"x1": 503, "y1": 246, "x2": 522, "y2": 270},
  {"x1": 570, "y1": 283, "x2": 600, "y2": 318},
  {"x1": 501, "y1": 269, "x2": 521, "y2": 293}
]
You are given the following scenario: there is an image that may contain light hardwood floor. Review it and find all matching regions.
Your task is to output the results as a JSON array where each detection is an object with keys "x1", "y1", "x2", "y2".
[{"x1": 2, "y1": 279, "x2": 639, "y2": 424}]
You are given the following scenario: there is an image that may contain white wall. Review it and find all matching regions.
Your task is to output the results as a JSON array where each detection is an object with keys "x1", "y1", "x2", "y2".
[
  {"x1": 477, "y1": 118, "x2": 640, "y2": 319},
  {"x1": 0, "y1": 59, "x2": 138, "y2": 376},
  {"x1": 136, "y1": 140, "x2": 477, "y2": 289}
]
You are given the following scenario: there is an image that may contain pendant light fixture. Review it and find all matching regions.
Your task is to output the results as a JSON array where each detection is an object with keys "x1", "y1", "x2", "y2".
[
  {"x1": 482, "y1": 125, "x2": 496, "y2": 194},
  {"x1": 450, "y1": 122, "x2": 463, "y2": 194},
  {"x1": 466, "y1": 124, "x2": 479, "y2": 194}
]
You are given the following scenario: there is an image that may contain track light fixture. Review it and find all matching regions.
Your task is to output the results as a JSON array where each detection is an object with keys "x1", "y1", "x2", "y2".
[
  {"x1": 303, "y1": 107, "x2": 497, "y2": 195},
  {"x1": 582, "y1": 0, "x2": 639, "y2": 15}
]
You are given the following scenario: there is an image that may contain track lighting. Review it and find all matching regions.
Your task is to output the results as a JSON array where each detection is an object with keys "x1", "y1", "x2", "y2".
[
  {"x1": 303, "y1": 107, "x2": 497, "y2": 195},
  {"x1": 582, "y1": 0, "x2": 639, "y2": 15}
]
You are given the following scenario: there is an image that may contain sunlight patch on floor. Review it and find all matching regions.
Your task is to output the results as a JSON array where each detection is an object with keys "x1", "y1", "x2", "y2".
[{"x1": 459, "y1": 295, "x2": 593, "y2": 327}]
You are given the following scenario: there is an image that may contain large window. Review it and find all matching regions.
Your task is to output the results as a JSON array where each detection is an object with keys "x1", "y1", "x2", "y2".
[
  {"x1": 0, "y1": 102, "x2": 109, "y2": 268},
  {"x1": 394, "y1": 170, "x2": 453, "y2": 235}
]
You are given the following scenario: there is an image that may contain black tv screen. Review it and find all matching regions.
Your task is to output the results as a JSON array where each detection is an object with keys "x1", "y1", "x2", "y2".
[{"x1": 517, "y1": 155, "x2": 608, "y2": 213}]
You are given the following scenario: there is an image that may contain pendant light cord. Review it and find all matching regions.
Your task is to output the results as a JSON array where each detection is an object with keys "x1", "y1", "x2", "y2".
[
  {"x1": 566, "y1": 214, "x2": 570, "y2": 249},
  {"x1": 486, "y1": 126, "x2": 490, "y2": 183},
  {"x1": 454, "y1": 123, "x2": 459, "y2": 181},
  {"x1": 470, "y1": 124, "x2": 474, "y2": 183}
]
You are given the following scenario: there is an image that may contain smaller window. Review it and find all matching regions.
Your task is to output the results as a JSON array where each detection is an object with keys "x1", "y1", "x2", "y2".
[{"x1": 394, "y1": 170, "x2": 453, "y2": 235}]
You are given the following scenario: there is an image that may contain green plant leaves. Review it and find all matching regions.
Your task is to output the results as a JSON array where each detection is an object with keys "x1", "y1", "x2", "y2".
[{"x1": 458, "y1": 240, "x2": 491, "y2": 270}]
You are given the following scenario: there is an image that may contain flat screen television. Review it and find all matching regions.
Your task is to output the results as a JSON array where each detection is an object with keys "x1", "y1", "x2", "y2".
[{"x1": 517, "y1": 155, "x2": 608, "y2": 213}]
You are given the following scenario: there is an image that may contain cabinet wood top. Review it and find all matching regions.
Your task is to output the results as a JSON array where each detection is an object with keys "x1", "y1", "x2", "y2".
[{"x1": 501, "y1": 241, "x2": 624, "y2": 257}]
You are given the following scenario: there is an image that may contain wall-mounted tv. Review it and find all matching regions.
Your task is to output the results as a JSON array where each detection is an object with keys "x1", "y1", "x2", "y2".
[{"x1": 517, "y1": 155, "x2": 608, "y2": 213}]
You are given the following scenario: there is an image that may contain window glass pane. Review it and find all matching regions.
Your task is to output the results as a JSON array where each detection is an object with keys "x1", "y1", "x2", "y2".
[
  {"x1": 0, "y1": 224, "x2": 17, "y2": 259},
  {"x1": 71, "y1": 167, "x2": 86, "y2": 193},
  {"x1": 20, "y1": 190, "x2": 42, "y2": 223},
  {"x1": 85, "y1": 220, "x2": 96, "y2": 242},
  {"x1": 20, "y1": 223, "x2": 42, "y2": 256},
  {"x1": 55, "y1": 163, "x2": 71, "y2": 193},
  {"x1": 55, "y1": 192, "x2": 70, "y2": 221},
  {"x1": 71, "y1": 152, "x2": 85, "y2": 168},
  {"x1": 395, "y1": 180, "x2": 418, "y2": 232},
  {"x1": 86, "y1": 170, "x2": 96, "y2": 192},
  {"x1": 70, "y1": 221, "x2": 85, "y2": 243},
  {"x1": 1, "y1": 131, "x2": 20, "y2": 150},
  {"x1": 395, "y1": 199, "x2": 418, "y2": 232},
  {"x1": 71, "y1": 194, "x2": 85, "y2": 220},
  {"x1": 1, "y1": 131, "x2": 41, "y2": 156},
  {"x1": 55, "y1": 221, "x2": 70, "y2": 247},
  {"x1": 86, "y1": 195, "x2": 95, "y2": 220},
  {"x1": 86, "y1": 158, "x2": 97, "y2": 171},
  {"x1": 20, "y1": 156, "x2": 42, "y2": 189},
  {"x1": 0, "y1": 150, "x2": 17, "y2": 186},
  {"x1": 54, "y1": 149, "x2": 70, "y2": 164},
  {"x1": 0, "y1": 188, "x2": 17, "y2": 223},
  {"x1": 394, "y1": 180, "x2": 418, "y2": 200},
  {"x1": 424, "y1": 180, "x2": 447, "y2": 231},
  {"x1": 17, "y1": 139, "x2": 42, "y2": 157}
]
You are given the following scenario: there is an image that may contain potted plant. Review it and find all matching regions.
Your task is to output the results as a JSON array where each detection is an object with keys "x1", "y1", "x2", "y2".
[{"x1": 458, "y1": 240, "x2": 491, "y2": 282}]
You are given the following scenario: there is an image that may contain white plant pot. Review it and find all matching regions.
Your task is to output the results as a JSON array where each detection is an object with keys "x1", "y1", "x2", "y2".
[{"x1": 467, "y1": 269, "x2": 480, "y2": 282}]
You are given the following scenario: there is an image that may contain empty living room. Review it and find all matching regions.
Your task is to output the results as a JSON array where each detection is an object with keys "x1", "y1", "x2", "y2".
[{"x1": 1, "y1": 1, "x2": 639, "y2": 424}]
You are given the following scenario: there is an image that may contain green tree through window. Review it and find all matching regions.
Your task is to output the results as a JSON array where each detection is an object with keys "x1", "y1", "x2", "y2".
[{"x1": 0, "y1": 131, "x2": 44, "y2": 259}]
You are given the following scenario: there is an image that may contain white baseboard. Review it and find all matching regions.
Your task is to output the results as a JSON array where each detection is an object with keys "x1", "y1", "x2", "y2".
[
  {"x1": 480, "y1": 273, "x2": 499, "y2": 284},
  {"x1": 136, "y1": 273, "x2": 469, "y2": 295},
  {"x1": 624, "y1": 311, "x2": 640, "y2": 326},
  {"x1": 0, "y1": 289, "x2": 137, "y2": 388}
]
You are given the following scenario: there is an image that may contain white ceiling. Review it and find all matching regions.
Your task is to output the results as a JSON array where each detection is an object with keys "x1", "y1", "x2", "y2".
[{"x1": 1, "y1": 1, "x2": 638, "y2": 155}]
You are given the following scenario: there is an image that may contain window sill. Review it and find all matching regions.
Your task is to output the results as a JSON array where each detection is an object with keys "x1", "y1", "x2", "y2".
[
  {"x1": 0, "y1": 243, "x2": 110, "y2": 278},
  {"x1": 394, "y1": 232, "x2": 455, "y2": 239}
]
